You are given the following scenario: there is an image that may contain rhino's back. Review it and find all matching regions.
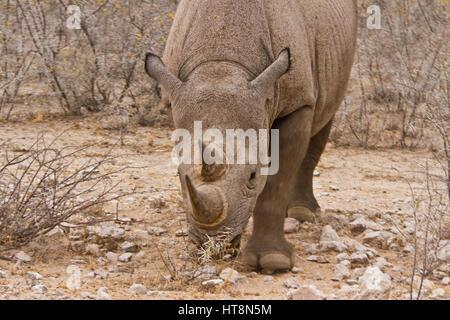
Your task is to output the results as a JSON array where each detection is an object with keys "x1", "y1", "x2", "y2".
[
  {"x1": 164, "y1": 0, "x2": 357, "y2": 134},
  {"x1": 265, "y1": 0, "x2": 357, "y2": 133}
]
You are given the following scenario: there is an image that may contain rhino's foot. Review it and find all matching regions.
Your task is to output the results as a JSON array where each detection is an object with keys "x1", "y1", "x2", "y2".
[
  {"x1": 287, "y1": 205, "x2": 321, "y2": 223},
  {"x1": 240, "y1": 239, "x2": 294, "y2": 273}
]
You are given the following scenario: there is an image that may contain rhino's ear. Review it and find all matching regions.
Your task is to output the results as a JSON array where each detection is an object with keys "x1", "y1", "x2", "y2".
[
  {"x1": 250, "y1": 48, "x2": 291, "y2": 90},
  {"x1": 145, "y1": 53, "x2": 182, "y2": 94}
]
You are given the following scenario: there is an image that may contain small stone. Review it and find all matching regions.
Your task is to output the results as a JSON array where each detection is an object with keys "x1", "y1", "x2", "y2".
[
  {"x1": 333, "y1": 264, "x2": 350, "y2": 280},
  {"x1": 106, "y1": 252, "x2": 119, "y2": 263},
  {"x1": 287, "y1": 285, "x2": 326, "y2": 300},
  {"x1": 86, "y1": 244, "x2": 101, "y2": 256},
  {"x1": 363, "y1": 231, "x2": 392, "y2": 249},
  {"x1": 147, "y1": 226, "x2": 168, "y2": 236},
  {"x1": 70, "y1": 258, "x2": 86, "y2": 265},
  {"x1": 130, "y1": 284, "x2": 147, "y2": 295},
  {"x1": 350, "y1": 253, "x2": 370, "y2": 267},
  {"x1": 339, "y1": 284, "x2": 359, "y2": 298},
  {"x1": 120, "y1": 241, "x2": 140, "y2": 253},
  {"x1": 441, "y1": 277, "x2": 450, "y2": 285},
  {"x1": 176, "y1": 229, "x2": 188, "y2": 237},
  {"x1": 349, "y1": 218, "x2": 368, "y2": 235},
  {"x1": 284, "y1": 218, "x2": 300, "y2": 233},
  {"x1": 0, "y1": 270, "x2": 6, "y2": 278},
  {"x1": 336, "y1": 253, "x2": 350, "y2": 263},
  {"x1": 55, "y1": 289, "x2": 66, "y2": 297},
  {"x1": 320, "y1": 225, "x2": 347, "y2": 252},
  {"x1": 87, "y1": 222, "x2": 125, "y2": 240},
  {"x1": 340, "y1": 260, "x2": 351, "y2": 268},
  {"x1": 429, "y1": 288, "x2": 446, "y2": 299},
  {"x1": 284, "y1": 277, "x2": 300, "y2": 289},
  {"x1": 118, "y1": 253, "x2": 132, "y2": 262},
  {"x1": 95, "y1": 270, "x2": 108, "y2": 279},
  {"x1": 375, "y1": 257, "x2": 393, "y2": 271},
  {"x1": 96, "y1": 287, "x2": 112, "y2": 300},
  {"x1": 31, "y1": 284, "x2": 47, "y2": 294},
  {"x1": 202, "y1": 279, "x2": 224, "y2": 288},
  {"x1": 330, "y1": 185, "x2": 340, "y2": 191},
  {"x1": 346, "y1": 279, "x2": 358, "y2": 286},
  {"x1": 27, "y1": 271, "x2": 42, "y2": 281},
  {"x1": 135, "y1": 251, "x2": 145, "y2": 260},
  {"x1": 248, "y1": 272, "x2": 258, "y2": 278},
  {"x1": 358, "y1": 266, "x2": 392, "y2": 300},
  {"x1": 219, "y1": 268, "x2": 246, "y2": 284},
  {"x1": 264, "y1": 276, "x2": 274, "y2": 282},
  {"x1": 352, "y1": 268, "x2": 367, "y2": 280},
  {"x1": 313, "y1": 170, "x2": 320, "y2": 176},
  {"x1": 15, "y1": 251, "x2": 31, "y2": 263},
  {"x1": 195, "y1": 265, "x2": 217, "y2": 280},
  {"x1": 291, "y1": 267, "x2": 301, "y2": 274}
]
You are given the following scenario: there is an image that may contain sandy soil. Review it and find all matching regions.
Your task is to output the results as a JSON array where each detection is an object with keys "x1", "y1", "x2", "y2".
[{"x1": 0, "y1": 116, "x2": 448, "y2": 300}]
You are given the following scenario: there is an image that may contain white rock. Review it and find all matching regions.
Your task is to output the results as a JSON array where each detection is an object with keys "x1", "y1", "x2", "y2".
[
  {"x1": 336, "y1": 253, "x2": 350, "y2": 263},
  {"x1": 0, "y1": 270, "x2": 5, "y2": 278},
  {"x1": 87, "y1": 222, "x2": 125, "y2": 240},
  {"x1": 287, "y1": 285, "x2": 326, "y2": 300},
  {"x1": 130, "y1": 284, "x2": 147, "y2": 295},
  {"x1": 264, "y1": 276, "x2": 274, "y2": 282},
  {"x1": 334, "y1": 264, "x2": 351, "y2": 280},
  {"x1": 202, "y1": 279, "x2": 224, "y2": 288},
  {"x1": 320, "y1": 225, "x2": 347, "y2": 252},
  {"x1": 284, "y1": 277, "x2": 300, "y2": 289},
  {"x1": 176, "y1": 229, "x2": 188, "y2": 237},
  {"x1": 135, "y1": 251, "x2": 145, "y2": 260},
  {"x1": 350, "y1": 253, "x2": 370, "y2": 267},
  {"x1": 106, "y1": 252, "x2": 119, "y2": 263},
  {"x1": 291, "y1": 267, "x2": 301, "y2": 273},
  {"x1": 15, "y1": 251, "x2": 31, "y2": 263},
  {"x1": 441, "y1": 277, "x2": 450, "y2": 285},
  {"x1": 358, "y1": 266, "x2": 392, "y2": 300},
  {"x1": 363, "y1": 231, "x2": 393, "y2": 249},
  {"x1": 120, "y1": 241, "x2": 139, "y2": 253},
  {"x1": 219, "y1": 268, "x2": 246, "y2": 284},
  {"x1": 375, "y1": 257, "x2": 393, "y2": 270},
  {"x1": 118, "y1": 253, "x2": 132, "y2": 262},
  {"x1": 195, "y1": 265, "x2": 217, "y2": 280},
  {"x1": 86, "y1": 244, "x2": 100, "y2": 256},
  {"x1": 429, "y1": 288, "x2": 446, "y2": 299},
  {"x1": 147, "y1": 226, "x2": 168, "y2": 236},
  {"x1": 96, "y1": 287, "x2": 112, "y2": 300},
  {"x1": 31, "y1": 284, "x2": 47, "y2": 294},
  {"x1": 339, "y1": 284, "x2": 359, "y2": 298},
  {"x1": 27, "y1": 271, "x2": 42, "y2": 281},
  {"x1": 284, "y1": 218, "x2": 300, "y2": 233}
]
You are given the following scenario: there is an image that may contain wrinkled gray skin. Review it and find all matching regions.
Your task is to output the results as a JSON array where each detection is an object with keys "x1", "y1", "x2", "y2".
[{"x1": 145, "y1": 0, "x2": 357, "y2": 272}]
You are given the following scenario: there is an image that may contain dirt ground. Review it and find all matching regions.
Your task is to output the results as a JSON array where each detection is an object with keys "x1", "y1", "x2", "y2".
[{"x1": 0, "y1": 115, "x2": 448, "y2": 300}]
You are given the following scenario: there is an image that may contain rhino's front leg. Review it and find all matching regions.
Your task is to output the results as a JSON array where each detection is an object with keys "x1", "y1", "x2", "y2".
[{"x1": 241, "y1": 106, "x2": 314, "y2": 273}]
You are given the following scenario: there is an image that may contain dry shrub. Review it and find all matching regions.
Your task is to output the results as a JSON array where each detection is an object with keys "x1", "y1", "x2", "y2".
[
  {"x1": 332, "y1": 0, "x2": 447, "y2": 149},
  {"x1": 0, "y1": 134, "x2": 135, "y2": 250}
]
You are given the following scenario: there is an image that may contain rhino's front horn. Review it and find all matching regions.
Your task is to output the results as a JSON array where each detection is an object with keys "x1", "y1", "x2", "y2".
[{"x1": 185, "y1": 175, "x2": 226, "y2": 226}]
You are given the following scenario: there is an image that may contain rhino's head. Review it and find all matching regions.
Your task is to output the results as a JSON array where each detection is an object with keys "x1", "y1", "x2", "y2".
[{"x1": 145, "y1": 50, "x2": 290, "y2": 247}]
